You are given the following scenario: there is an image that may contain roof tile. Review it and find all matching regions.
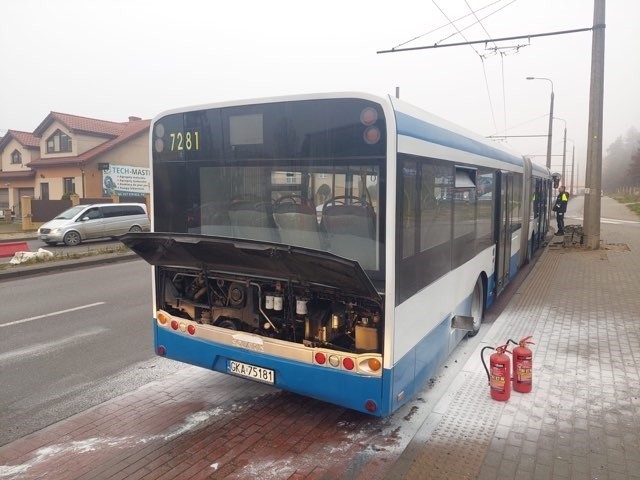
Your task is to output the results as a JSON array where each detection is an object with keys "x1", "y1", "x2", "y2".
[
  {"x1": 27, "y1": 118, "x2": 150, "y2": 168},
  {"x1": 0, "y1": 130, "x2": 40, "y2": 150},
  {"x1": 34, "y1": 112, "x2": 126, "y2": 137}
]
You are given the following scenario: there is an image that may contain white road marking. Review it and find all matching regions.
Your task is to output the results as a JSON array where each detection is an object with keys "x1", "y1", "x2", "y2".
[
  {"x1": 0, "y1": 302, "x2": 105, "y2": 328},
  {"x1": 0, "y1": 327, "x2": 108, "y2": 364},
  {"x1": 570, "y1": 216, "x2": 640, "y2": 225}
]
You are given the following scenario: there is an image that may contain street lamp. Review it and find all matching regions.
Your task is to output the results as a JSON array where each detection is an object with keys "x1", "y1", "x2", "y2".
[
  {"x1": 526, "y1": 77, "x2": 554, "y2": 170},
  {"x1": 554, "y1": 117, "x2": 567, "y2": 187}
]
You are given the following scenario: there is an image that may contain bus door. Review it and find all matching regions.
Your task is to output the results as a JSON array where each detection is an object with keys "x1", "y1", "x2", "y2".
[{"x1": 495, "y1": 171, "x2": 512, "y2": 295}]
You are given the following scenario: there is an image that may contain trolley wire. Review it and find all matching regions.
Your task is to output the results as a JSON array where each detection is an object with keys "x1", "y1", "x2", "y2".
[
  {"x1": 434, "y1": 0, "x2": 518, "y2": 46},
  {"x1": 431, "y1": 0, "x2": 504, "y2": 133},
  {"x1": 392, "y1": 0, "x2": 505, "y2": 50}
]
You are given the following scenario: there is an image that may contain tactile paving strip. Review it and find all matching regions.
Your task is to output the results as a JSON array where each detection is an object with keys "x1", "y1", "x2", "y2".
[{"x1": 401, "y1": 371, "x2": 505, "y2": 479}]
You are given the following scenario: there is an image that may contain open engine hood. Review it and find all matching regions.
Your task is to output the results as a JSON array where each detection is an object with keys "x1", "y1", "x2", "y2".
[{"x1": 119, "y1": 232, "x2": 381, "y2": 303}]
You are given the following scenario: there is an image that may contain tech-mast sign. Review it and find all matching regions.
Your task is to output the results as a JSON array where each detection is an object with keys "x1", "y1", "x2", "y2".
[{"x1": 102, "y1": 165, "x2": 151, "y2": 197}]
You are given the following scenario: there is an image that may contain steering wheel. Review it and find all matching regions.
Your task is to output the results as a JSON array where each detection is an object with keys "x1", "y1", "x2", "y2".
[
  {"x1": 275, "y1": 195, "x2": 302, "y2": 206},
  {"x1": 322, "y1": 195, "x2": 370, "y2": 209}
]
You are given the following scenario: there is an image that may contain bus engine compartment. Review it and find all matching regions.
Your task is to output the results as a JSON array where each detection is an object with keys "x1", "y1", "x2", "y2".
[{"x1": 157, "y1": 266, "x2": 383, "y2": 354}]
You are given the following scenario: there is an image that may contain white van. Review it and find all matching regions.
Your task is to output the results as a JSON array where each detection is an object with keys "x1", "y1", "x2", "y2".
[{"x1": 38, "y1": 203, "x2": 150, "y2": 246}]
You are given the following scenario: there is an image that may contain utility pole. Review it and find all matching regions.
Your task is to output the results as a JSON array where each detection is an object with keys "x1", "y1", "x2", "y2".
[
  {"x1": 526, "y1": 77, "x2": 554, "y2": 170},
  {"x1": 583, "y1": 0, "x2": 606, "y2": 249},
  {"x1": 570, "y1": 145, "x2": 575, "y2": 195},
  {"x1": 555, "y1": 117, "x2": 568, "y2": 185},
  {"x1": 562, "y1": 125, "x2": 567, "y2": 186},
  {"x1": 547, "y1": 92, "x2": 555, "y2": 171}
]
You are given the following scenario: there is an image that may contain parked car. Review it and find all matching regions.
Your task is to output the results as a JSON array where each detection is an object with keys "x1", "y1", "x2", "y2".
[{"x1": 38, "y1": 203, "x2": 150, "y2": 246}]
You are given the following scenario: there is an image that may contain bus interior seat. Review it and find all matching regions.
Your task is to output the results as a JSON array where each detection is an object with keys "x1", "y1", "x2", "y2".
[
  {"x1": 321, "y1": 196, "x2": 375, "y2": 239},
  {"x1": 227, "y1": 198, "x2": 279, "y2": 243},
  {"x1": 273, "y1": 196, "x2": 323, "y2": 250},
  {"x1": 321, "y1": 196, "x2": 376, "y2": 265}
]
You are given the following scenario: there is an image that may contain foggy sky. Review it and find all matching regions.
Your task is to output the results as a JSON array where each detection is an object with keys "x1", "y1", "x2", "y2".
[{"x1": 2, "y1": 0, "x2": 638, "y2": 185}]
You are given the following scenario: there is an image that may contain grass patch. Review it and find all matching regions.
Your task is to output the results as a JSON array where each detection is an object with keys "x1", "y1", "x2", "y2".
[
  {"x1": 610, "y1": 193, "x2": 640, "y2": 204},
  {"x1": 628, "y1": 203, "x2": 640, "y2": 216},
  {"x1": 609, "y1": 193, "x2": 640, "y2": 218}
]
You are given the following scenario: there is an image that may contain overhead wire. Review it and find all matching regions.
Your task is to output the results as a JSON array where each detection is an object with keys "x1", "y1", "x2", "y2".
[
  {"x1": 435, "y1": 0, "x2": 518, "y2": 45},
  {"x1": 431, "y1": 0, "x2": 500, "y2": 133},
  {"x1": 488, "y1": 112, "x2": 549, "y2": 137},
  {"x1": 393, "y1": 0, "x2": 504, "y2": 50},
  {"x1": 464, "y1": 0, "x2": 497, "y2": 48},
  {"x1": 464, "y1": 0, "x2": 508, "y2": 137}
]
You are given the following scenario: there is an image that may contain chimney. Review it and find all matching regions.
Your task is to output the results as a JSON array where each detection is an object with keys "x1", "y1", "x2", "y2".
[{"x1": 128, "y1": 116, "x2": 141, "y2": 122}]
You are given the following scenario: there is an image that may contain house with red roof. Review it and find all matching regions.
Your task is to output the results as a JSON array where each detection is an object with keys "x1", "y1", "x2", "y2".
[
  {"x1": 0, "y1": 112, "x2": 150, "y2": 217},
  {"x1": 0, "y1": 130, "x2": 40, "y2": 215}
]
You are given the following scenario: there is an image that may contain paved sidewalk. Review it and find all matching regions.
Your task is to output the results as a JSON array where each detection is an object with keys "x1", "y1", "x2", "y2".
[{"x1": 389, "y1": 196, "x2": 640, "y2": 479}]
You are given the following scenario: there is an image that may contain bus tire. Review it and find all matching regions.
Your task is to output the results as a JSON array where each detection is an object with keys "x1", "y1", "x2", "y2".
[{"x1": 467, "y1": 277, "x2": 484, "y2": 337}]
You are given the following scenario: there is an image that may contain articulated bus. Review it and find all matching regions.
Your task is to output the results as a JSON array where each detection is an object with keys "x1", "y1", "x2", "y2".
[{"x1": 121, "y1": 92, "x2": 552, "y2": 416}]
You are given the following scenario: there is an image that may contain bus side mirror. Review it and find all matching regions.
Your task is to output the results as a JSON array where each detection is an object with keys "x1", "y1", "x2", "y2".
[{"x1": 551, "y1": 173, "x2": 561, "y2": 189}]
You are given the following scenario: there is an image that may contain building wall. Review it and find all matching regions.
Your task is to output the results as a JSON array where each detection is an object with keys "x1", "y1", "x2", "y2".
[
  {"x1": 1, "y1": 138, "x2": 38, "y2": 172},
  {"x1": 75, "y1": 132, "x2": 110, "y2": 156},
  {"x1": 38, "y1": 123, "x2": 107, "y2": 158},
  {"x1": 84, "y1": 132, "x2": 150, "y2": 197},
  {"x1": 33, "y1": 166, "x2": 82, "y2": 200},
  {"x1": 5, "y1": 178, "x2": 35, "y2": 211},
  {"x1": 0, "y1": 138, "x2": 39, "y2": 211}
]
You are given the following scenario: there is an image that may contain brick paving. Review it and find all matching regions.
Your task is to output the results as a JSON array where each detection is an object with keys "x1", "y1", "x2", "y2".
[
  {"x1": 1, "y1": 196, "x2": 639, "y2": 479},
  {"x1": 0, "y1": 362, "x2": 409, "y2": 480}
]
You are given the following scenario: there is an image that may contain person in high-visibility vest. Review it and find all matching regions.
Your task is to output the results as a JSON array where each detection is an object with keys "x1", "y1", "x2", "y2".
[{"x1": 552, "y1": 185, "x2": 569, "y2": 235}]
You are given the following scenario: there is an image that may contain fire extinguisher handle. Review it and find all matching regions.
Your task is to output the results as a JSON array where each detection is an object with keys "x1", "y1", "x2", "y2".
[
  {"x1": 519, "y1": 336, "x2": 535, "y2": 346},
  {"x1": 480, "y1": 346, "x2": 495, "y2": 384}
]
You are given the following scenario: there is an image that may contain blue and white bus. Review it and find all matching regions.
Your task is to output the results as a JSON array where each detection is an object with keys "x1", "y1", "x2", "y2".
[{"x1": 122, "y1": 92, "x2": 551, "y2": 416}]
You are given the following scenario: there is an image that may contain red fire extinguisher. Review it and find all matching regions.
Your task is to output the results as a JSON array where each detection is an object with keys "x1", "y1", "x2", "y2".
[
  {"x1": 481, "y1": 344, "x2": 511, "y2": 401},
  {"x1": 511, "y1": 336, "x2": 535, "y2": 393}
]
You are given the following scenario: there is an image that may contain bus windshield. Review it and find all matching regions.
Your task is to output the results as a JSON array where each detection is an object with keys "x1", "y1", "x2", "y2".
[
  {"x1": 154, "y1": 161, "x2": 382, "y2": 272},
  {"x1": 151, "y1": 98, "x2": 387, "y2": 276}
]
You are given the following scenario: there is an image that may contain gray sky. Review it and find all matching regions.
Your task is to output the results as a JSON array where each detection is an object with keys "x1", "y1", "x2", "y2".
[{"x1": 2, "y1": 0, "x2": 638, "y2": 184}]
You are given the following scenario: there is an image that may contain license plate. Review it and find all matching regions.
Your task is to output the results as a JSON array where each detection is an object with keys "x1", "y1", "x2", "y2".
[{"x1": 227, "y1": 360, "x2": 275, "y2": 385}]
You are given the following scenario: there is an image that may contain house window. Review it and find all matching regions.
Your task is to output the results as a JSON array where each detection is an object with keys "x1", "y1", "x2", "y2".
[
  {"x1": 41, "y1": 183, "x2": 50, "y2": 200},
  {"x1": 63, "y1": 177, "x2": 76, "y2": 195},
  {"x1": 46, "y1": 130, "x2": 73, "y2": 153},
  {"x1": 11, "y1": 150, "x2": 22, "y2": 164}
]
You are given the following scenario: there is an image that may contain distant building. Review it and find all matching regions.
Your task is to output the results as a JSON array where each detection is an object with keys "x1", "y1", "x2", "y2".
[{"x1": 0, "y1": 112, "x2": 150, "y2": 216}]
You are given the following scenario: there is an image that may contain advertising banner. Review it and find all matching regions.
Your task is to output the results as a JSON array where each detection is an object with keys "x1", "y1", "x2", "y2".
[{"x1": 102, "y1": 165, "x2": 151, "y2": 197}]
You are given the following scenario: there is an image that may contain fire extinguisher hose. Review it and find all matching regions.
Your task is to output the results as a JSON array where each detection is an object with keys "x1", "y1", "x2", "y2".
[{"x1": 480, "y1": 346, "x2": 495, "y2": 383}]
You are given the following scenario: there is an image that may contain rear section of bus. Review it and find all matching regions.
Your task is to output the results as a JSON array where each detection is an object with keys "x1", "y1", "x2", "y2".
[{"x1": 122, "y1": 93, "x2": 395, "y2": 415}]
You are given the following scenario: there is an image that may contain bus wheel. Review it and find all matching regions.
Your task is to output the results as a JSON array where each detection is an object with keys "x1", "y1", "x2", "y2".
[{"x1": 467, "y1": 278, "x2": 484, "y2": 337}]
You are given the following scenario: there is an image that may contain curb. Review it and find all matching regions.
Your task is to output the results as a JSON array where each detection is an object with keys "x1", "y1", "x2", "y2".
[{"x1": 0, "y1": 252, "x2": 139, "y2": 282}]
